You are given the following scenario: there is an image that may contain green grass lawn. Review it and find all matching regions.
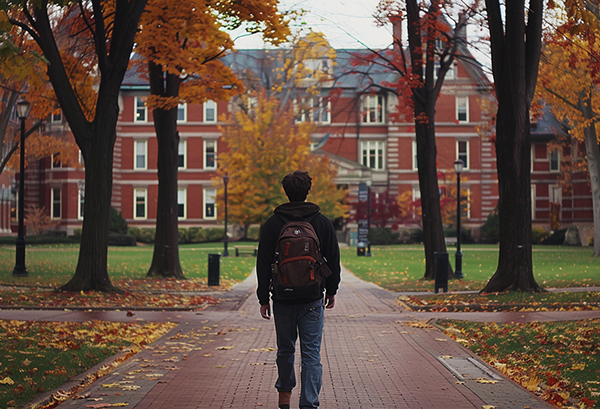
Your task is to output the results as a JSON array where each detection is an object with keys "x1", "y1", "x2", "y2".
[
  {"x1": 341, "y1": 244, "x2": 600, "y2": 292},
  {"x1": 0, "y1": 243, "x2": 256, "y2": 288},
  {"x1": 2, "y1": 243, "x2": 599, "y2": 292}
]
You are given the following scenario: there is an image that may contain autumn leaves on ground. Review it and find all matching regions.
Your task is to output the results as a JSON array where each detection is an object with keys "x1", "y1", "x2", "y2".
[{"x1": 0, "y1": 244, "x2": 599, "y2": 408}]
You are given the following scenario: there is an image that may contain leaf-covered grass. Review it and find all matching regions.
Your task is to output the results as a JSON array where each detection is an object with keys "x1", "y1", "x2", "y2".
[
  {"x1": 341, "y1": 245, "x2": 600, "y2": 292},
  {"x1": 400, "y1": 291, "x2": 600, "y2": 312},
  {"x1": 438, "y1": 319, "x2": 600, "y2": 408},
  {"x1": 0, "y1": 320, "x2": 175, "y2": 408}
]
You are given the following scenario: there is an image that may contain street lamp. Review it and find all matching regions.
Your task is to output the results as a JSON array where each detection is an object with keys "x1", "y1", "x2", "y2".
[
  {"x1": 223, "y1": 173, "x2": 229, "y2": 257},
  {"x1": 453, "y1": 159, "x2": 464, "y2": 279},
  {"x1": 366, "y1": 180, "x2": 372, "y2": 257},
  {"x1": 13, "y1": 100, "x2": 31, "y2": 277}
]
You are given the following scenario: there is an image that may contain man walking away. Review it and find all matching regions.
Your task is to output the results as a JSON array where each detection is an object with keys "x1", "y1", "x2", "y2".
[{"x1": 256, "y1": 170, "x2": 341, "y2": 409}]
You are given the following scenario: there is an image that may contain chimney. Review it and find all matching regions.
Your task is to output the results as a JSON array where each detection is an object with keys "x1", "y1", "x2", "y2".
[{"x1": 391, "y1": 16, "x2": 402, "y2": 55}]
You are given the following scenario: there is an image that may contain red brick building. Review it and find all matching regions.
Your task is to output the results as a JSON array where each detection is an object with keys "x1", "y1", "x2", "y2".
[{"x1": 6, "y1": 48, "x2": 594, "y2": 242}]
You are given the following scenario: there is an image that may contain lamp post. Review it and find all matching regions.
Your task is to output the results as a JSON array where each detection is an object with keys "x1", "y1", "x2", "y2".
[
  {"x1": 13, "y1": 100, "x2": 31, "y2": 277},
  {"x1": 366, "y1": 179, "x2": 372, "y2": 257},
  {"x1": 223, "y1": 173, "x2": 229, "y2": 257},
  {"x1": 453, "y1": 159, "x2": 464, "y2": 279}
]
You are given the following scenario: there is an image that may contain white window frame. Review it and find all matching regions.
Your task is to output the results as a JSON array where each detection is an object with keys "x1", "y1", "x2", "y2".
[
  {"x1": 204, "y1": 100, "x2": 217, "y2": 123},
  {"x1": 412, "y1": 140, "x2": 418, "y2": 170},
  {"x1": 204, "y1": 140, "x2": 217, "y2": 170},
  {"x1": 412, "y1": 188, "x2": 421, "y2": 219},
  {"x1": 550, "y1": 185, "x2": 562, "y2": 204},
  {"x1": 134, "y1": 140, "x2": 147, "y2": 170},
  {"x1": 178, "y1": 188, "x2": 187, "y2": 219},
  {"x1": 51, "y1": 188, "x2": 61, "y2": 219},
  {"x1": 78, "y1": 185, "x2": 85, "y2": 220},
  {"x1": 360, "y1": 140, "x2": 385, "y2": 170},
  {"x1": 456, "y1": 96, "x2": 469, "y2": 123},
  {"x1": 51, "y1": 110, "x2": 62, "y2": 123},
  {"x1": 178, "y1": 140, "x2": 187, "y2": 169},
  {"x1": 135, "y1": 96, "x2": 148, "y2": 123},
  {"x1": 203, "y1": 188, "x2": 217, "y2": 220},
  {"x1": 456, "y1": 140, "x2": 469, "y2": 170},
  {"x1": 134, "y1": 188, "x2": 148, "y2": 220},
  {"x1": 295, "y1": 97, "x2": 331, "y2": 124},
  {"x1": 362, "y1": 95, "x2": 384, "y2": 124},
  {"x1": 434, "y1": 61, "x2": 456, "y2": 81},
  {"x1": 177, "y1": 103, "x2": 187, "y2": 123},
  {"x1": 52, "y1": 152, "x2": 62, "y2": 169},
  {"x1": 549, "y1": 150, "x2": 560, "y2": 172}
]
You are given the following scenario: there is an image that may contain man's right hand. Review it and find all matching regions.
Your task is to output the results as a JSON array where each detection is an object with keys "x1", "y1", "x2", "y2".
[{"x1": 260, "y1": 304, "x2": 271, "y2": 319}]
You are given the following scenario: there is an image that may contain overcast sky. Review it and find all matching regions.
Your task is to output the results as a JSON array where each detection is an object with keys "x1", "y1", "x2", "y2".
[{"x1": 232, "y1": 0, "x2": 393, "y2": 50}]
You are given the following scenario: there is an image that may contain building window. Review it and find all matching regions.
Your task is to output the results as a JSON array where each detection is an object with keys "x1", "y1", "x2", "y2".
[
  {"x1": 434, "y1": 61, "x2": 456, "y2": 80},
  {"x1": 204, "y1": 140, "x2": 216, "y2": 169},
  {"x1": 457, "y1": 140, "x2": 469, "y2": 169},
  {"x1": 78, "y1": 185, "x2": 85, "y2": 220},
  {"x1": 204, "y1": 100, "x2": 217, "y2": 123},
  {"x1": 134, "y1": 188, "x2": 147, "y2": 219},
  {"x1": 134, "y1": 140, "x2": 147, "y2": 170},
  {"x1": 204, "y1": 188, "x2": 216, "y2": 219},
  {"x1": 177, "y1": 103, "x2": 187, "y2": 122},
  {"x1": 135, "y1": 97, "x2": 147, "y2": 122},
  {"x1": 456, "y1": 96, "x2": 469, "y2": 122},
  {"x1": 51, "y1": 188, "x2": 61, "y2": 219},
  {"x1": 52, "y1": 153, "x2": 62, "y2": 168},
  {"x1": 412, "y1": 188, "x2": 421, "y2": 219},
  {"x1": 178, "y1": 188, "x2": 186, "y2": 219},
  {"x1": 178, "y1": 140, "x2": 187, "y2": 169},
  {"x1": 362, "y1": 95, "x2": 384, "y2": 123},
  {"x1": 295, "y1": 97, "x2": 330, "y2": 124},
  {"x1": 51, "y1": 111, "x2": 62, "y2": 123},
  {"x1": 361, "y1": 140, "x2": 385, "y2": 170},
  {"x1": 549, "y1": 150, "x2": 560, "y2": 172},
  {"x1": 412, "y1": 140, "x2": 418, "y2": 170}
]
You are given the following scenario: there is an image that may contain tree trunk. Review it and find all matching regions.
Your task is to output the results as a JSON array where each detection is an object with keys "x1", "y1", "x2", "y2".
[
  {"x1": 147, "y1": 64, "x2": 184, "y2": 278},
  {"x1": 415, "y1": 113, "x2": 452, "y2": 280},
  {"x1": 481, "y1": 105, "x2": 542, "y2": 292},
  {"x1": 581, "y1": 99, "x2": 600, "y2": 256},
  {"x1": 61, "y1": 124, "x2": 117, "y2": 292},
  {"x1": 481, "y1": 0, "x2": 544, "y2": 293}
]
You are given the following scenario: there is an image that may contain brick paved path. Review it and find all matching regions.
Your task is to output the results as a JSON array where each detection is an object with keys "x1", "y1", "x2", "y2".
[{"x1": 48, "y1": 268, "x2": 563, "y2": 408}]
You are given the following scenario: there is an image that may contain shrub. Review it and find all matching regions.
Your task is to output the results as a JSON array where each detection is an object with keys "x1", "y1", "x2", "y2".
[
  {"x1": 368, "y1": 228, "x2": 400, "y2": 245},
  {"x1": 204, "y1": 228, "x2": 224, "y2": 242},
  {"x1": 541, "y1": 228, "x2": 566, "y2": 245},
  {"x1": 128, "y1": 227, "x2": 155, "y2": 243},
  {"x1": 109, "y1": 207, "x2": 128, "y2": 234},
  {"x1": 108, "y1": 233, "x2": 137, "y2": 246},
  {"x1": 187, "y1": 227, "x2": 205, "y2": 243},
  {"x1": 247, "y1": 226, "x2": 260, "y2": 241},
  {"x1": 178, "y1": 228, "x2": 189, "y2": 244},
  {"x1": 481, "y1": 210, "x2": 499, "y2": 243},
  {"x1": 531, "y1": 227, "x2": 549, "y2": 244}
]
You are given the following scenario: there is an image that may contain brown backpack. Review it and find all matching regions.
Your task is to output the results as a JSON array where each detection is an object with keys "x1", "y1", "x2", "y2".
[{"x1": 271, "y1": 215, "x2": 332, "y2": 300}]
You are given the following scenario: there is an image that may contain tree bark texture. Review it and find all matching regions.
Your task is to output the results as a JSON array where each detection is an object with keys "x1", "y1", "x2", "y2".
[
  {"x1": 580, "y1": 99, "x2": 600, "y2": 256},
  {"x1": 147, "y1": 63, "x2": 184, "y2": 278},
  {"x1": 481, "y1": 0, "x2": 544, "y2": 293}
]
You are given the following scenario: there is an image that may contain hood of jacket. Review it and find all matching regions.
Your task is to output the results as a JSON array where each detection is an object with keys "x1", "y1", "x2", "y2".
[{"x1": 273, "y1": 201, "x2": 320, "y2": 220}]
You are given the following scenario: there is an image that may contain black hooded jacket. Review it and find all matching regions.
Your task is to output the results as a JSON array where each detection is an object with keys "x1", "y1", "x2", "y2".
[{"x1": 256, "y1": 201, "x2": 341, "y2": 305}]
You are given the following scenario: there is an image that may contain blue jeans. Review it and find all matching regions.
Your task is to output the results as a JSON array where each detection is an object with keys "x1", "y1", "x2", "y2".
[{"x1": 273, "y1": 299, "x2": 324, "y2": 409}]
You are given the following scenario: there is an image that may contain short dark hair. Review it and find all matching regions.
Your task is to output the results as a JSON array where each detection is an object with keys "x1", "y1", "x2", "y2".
[{"x1": 282, "y1": 170, "x2": 312, "y2": 202}]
